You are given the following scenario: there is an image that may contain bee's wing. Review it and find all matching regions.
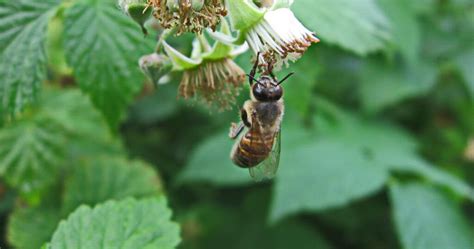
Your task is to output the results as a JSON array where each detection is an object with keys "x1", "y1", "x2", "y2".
[{"x1": 249, "y1": 130, "x2": 281, "y2": 182}]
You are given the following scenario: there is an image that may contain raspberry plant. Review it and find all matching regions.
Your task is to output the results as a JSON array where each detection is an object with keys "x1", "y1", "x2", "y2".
[{"x1": 0, "y1": 0, "x2": 473, "y2": 249}]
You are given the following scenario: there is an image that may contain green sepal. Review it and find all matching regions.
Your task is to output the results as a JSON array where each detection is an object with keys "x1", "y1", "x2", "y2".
[
  {"x1": 271, "y1": 0, "x2": 294, "y2": 10},
  {"x1": 226, "y1": 0, "x2": 264, "y2": 32},
  {"x1": 163, "y1": 41, "x2": 202, "y2": 71},
  {"x1": 203, "y1": 19, "x2": 234, "y2": 60}
]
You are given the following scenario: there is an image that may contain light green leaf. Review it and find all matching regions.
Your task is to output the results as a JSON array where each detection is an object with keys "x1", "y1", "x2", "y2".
[
  {"x1": 179, "y1": 132, "x2": 251, "y2": 186},
  {"x1": 359, "y1": 60, "x2": 437, "y2": 113},
  {"x1": 377, "y1": 0, "x2": 420, "y2": 64},
  {"x1": 0, "y1": 0, "x2": 61, "y2": 120},
  {"x1": 293, "y1": 0, "x2": 391, "y2": 55},
  {"x1": 62, "y1": 157, "x2": 163, "y2": 214},
  {"x1": 7, "y1": 206, "x2": 61, "y2": 249},
  {"x1": 48, "y1": 197, "x2": 180, "y2": 249},
  {"x1": 390, "y1": 183, "x2": 473, "y2": 249},
  {"x1": 454, "y1": 48, "x2": 474, "y2": 98},
  {"x1": 63, "y1": 0, "x2": 153, "y2": 128}
]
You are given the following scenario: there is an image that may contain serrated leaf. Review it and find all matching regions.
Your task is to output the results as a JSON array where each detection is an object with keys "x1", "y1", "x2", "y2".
[
  {"x1": 63, "y1": 0, "x2": 153, "y2": 128},
  {"x1": 0, "y1": 88, "x2": 122, "y2": 201},
  {"x1": 0, "y1": 0, "x2": 61, "y2": 120},
  {"x1": 7, "y1": 206, "x2": 61, "y2": 249},
  {"x1": 48, "y1": 197, "x2": 180, "y2": 249},
  {"x1": 292, "y1": 0, "x2": 391, "y2": 55},
  {"x1": 179, "y1": 133, "x2": 251, "y2": 186},
  {"x1": 62, "y1": 157, "x2": 163, "y2": 214},
  {"x1": 390, "y1": 183, "x2": 473, "y2": 249}
]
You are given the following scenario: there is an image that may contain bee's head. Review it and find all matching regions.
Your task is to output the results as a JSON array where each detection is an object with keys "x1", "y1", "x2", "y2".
[
  {"x1": 252, "y1": 76, "x2": 282, "y2": 101},
  {"x1": 248, "y1": 73, "x2": 294, "y2": 102}
]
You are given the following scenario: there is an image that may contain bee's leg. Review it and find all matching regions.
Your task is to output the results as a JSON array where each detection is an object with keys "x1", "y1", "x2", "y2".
[
  {"x1": 229, "y1": 122, "x2": 244, "y2": 139},
  {"x1": 249, "y1": 52, "x2": 261, "y2": 85}
]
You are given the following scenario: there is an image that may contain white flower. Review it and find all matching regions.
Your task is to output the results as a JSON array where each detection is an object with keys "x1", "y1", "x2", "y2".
[{"x1": 246, "y1": 8, "x2": 319, "y2": 69}]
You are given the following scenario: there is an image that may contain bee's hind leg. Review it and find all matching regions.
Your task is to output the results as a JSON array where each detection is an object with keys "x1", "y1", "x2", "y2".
[{"x1": 229, "y1": 122, "x2": 244, "y2": 139}]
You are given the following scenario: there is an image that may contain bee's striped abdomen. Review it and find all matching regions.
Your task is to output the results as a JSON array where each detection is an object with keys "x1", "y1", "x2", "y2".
[{"x1": 232, "y1": 129, "x2": 275, "y2": 168}]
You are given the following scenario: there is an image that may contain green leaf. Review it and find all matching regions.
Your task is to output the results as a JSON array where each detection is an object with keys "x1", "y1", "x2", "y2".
[
  {"x1": 0, "y1": 117, "x2": 66, "y2": 198},
  {"x1": 63, "y1": 0, "x2": 153, "y2": 128},
  {"x1": 292, "y1": 0, "x2": 391, "y2": 55},
  {"x1": 270, "y1": 130, "x2": 389, "y2": 221},
  {"x1": 7, "y1": 206, "x2": 61, "y2": 249},
  {"x1": 454, "y1": 48, "x2": 474, "y2": 98},
  {"x1": 377, "y1": 0, "x2": 421, "y2": 64},
  {"x1": 0, "y1": 0, "x2": 61, "y2": 120},
  {"x1": 389, "y1": 183, "x2": 473, "y2": 249},
  {"x1": 0, "y1": 88, "x2": 122, "y2": 201},
  {"x1": 359, "y1": 60, "x2": 437, "y2": 113},
  {"x1": 179, "y1": 132, "x2": 252, "y2": 186},
  {"x1": 48, "y1": 197, "x2": 181, "y2": 249},
  {"x1": 62, "y1": 157, "x2": 163, "y2": 214}
]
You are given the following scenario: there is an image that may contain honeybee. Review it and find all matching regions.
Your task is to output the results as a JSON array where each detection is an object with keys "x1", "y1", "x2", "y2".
[{"x1": 229, "y1": 54, "x2": 294, "y2": 181}]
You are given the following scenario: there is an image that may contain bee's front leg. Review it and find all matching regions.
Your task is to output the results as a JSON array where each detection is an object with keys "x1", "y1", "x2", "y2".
[{"x1": 229, "y1": 122, "x2": 244, "y2": 139}]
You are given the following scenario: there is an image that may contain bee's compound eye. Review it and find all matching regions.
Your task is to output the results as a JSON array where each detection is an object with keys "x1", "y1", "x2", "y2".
[
  {"x1": 273, "y1": 85, "x2": 283, "y2": 100},
  {"x1": 252, "y1": 84, "x2": 266, "y2": 101}
]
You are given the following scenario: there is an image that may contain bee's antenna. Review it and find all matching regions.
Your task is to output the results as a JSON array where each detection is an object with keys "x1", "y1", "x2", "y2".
[
  {"x1": 277, "y1": 72, "x2": 295, "y2": 85},
  {"x1": 247, "y1": 74, "x2": 264, "y2": 85}
]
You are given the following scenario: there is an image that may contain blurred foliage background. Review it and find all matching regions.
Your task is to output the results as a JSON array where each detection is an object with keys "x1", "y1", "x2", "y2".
[{"x1": 0, "y1": 0, "x2": 473, "y2": 248}]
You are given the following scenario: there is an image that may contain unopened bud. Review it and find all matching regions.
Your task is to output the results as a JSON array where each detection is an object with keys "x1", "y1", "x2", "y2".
[
  {"x1": 119, "y1": 0, "x2": 152, "y2": 35},
  {"x1": 139, "y1": 53, "x2": 173, "y2": 86}
]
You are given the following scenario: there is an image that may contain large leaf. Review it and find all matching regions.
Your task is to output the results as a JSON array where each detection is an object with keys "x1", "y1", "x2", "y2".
[
  {"x1": 63, "y1": 0, "x2": 153, "y2": 128},
  {"x1": 7, "y1": 206, "x2": 61, "y2": 249},
  {"x1": 0, "y1": 0, "x2": 60, "y2": 121},
  {"x1": 271, "y1": 102, "x2": 473, "y2": 221},
  {"x1": 270, "y1": 130, "x2": 389, "y2": 221},
  {"x1": 390, "y1": 183, "x2": 473, "y2": 249},
  {"x1": 0, "y1": 88, "x2": 121, "y2": 200},
  {"x1": 293, "y1": 0, "x2": 391, "y2": 55},
  {"x1": 47, "y1": 197, "x2": 180, "y2": 249},
  {"x1": 62, "y1": 157, "x2": 163, "y2": 214}
]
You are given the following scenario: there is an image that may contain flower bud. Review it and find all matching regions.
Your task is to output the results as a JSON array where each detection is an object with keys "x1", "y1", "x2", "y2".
[
  {"x1": 119, "y1": 0, "x2": 153, "y2": 35},
  {"x1": 139, "y1": 53, "x2": 173, "y2": 86}
]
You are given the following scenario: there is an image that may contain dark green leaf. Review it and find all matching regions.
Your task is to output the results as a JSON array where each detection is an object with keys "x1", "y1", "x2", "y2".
[
  {"x1": 390, "y1": 183, "x2": 473, "y2": 249},
  {"x1": 0, "y1": 0, "x2": 61, "y2": 120},
  {"x1": 63, "y1": 0, "x2": 153, "y2": 128},
  {"x1": 48, "y1": 197, "x2": 180, "y2": 249}
]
